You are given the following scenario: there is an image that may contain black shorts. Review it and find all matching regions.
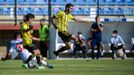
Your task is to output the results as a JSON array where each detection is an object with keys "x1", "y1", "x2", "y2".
[
  {"x1": 40, "y1": 41, "x2": 48, "y2": 51},
  {"x1": 24, "y1": 44, "x2": 37, "y2": 53},
  {"x1": 110, "y1": 44, "x2": 123, "y2": 51},
  {"x1": 58, "y1": 31, "x2": 72, "y2": 42}
]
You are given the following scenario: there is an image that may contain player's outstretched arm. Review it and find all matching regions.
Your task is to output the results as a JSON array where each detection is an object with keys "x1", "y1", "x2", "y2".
[
  {"x1": 51, "y1": 15, "x2": 58, "y2": 29},
  {"x1": 73, "y1": 17, "x2": 89, "y2": 23}
]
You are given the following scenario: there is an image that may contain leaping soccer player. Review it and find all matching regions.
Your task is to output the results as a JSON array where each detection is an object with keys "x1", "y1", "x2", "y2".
[{"x1": 51, "y1": 3, "x2": 89, "y2": 57}]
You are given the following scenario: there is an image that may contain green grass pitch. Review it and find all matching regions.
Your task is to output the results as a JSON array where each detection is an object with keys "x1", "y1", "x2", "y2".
[{"x1": 0, "y1": 59, "x2": 134, "y2": 75}]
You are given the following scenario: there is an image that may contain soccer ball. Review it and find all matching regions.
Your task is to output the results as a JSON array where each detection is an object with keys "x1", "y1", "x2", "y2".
[{"x1": 28, "y1": 58, "x2": 37, "y2": 68}]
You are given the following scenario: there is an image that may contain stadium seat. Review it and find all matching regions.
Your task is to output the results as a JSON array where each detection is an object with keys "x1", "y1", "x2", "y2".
[
  {"x1": 26, "y1": 0, "x2": 36, "y2": 5},
  {"x1": 98, "y1": 8, "x2": 104, "y2": 15},
  {"x1": 53, "y1": 7, "x2": 64, "y2": 14},
  {"x1": 75, "y1": 0, "x2": 86, "y2": 5},
  {"x1": 36, "y1": 0, "x2": 47, "y2": 5},
  {"x1": 23, "y1": 7, "x2": 33, "y2": 15},
  {"x1": 33, "y1": 8, "x2": 44, "y2": 15},
  {"x1": 3, "y1": 7, "x2": 11, "y2": 15},
  {"x1": 114, "y1": 8, "x2": 123, "y2": 15},
  {"x1": 73, "y1": 7, "x2": 83, "y2": 15},
  {"x1": 86, "y1": 0, "x2": 96, "y2": 6},
  {"x1": 99, "y1": 0, "x2": 106, "y2": 6},
  {"x1": 54, "y1": 0, "x2": 65, "y2": 4},
  {"x1": 6, "y1": 0, "x2": 15, "y2": 5},
  {"x1": 83, "y1": 7, "x2": 90, "y2": 15},
  {"x1": 65, "y1": 0, "x2": 75, "y2": 4},
  {"x1": 43, "y1": 7, "x2": 48, "y2": 15},
  {"x1": 117, "y1": 0, "x2": 125, "y2": 6},
  {"x1": 105, "y1": 0, "x2": 116, "y2": 6},
  {"x1": 126, "y1": 0, "x2": 134, "y2": 6},
  {"x1": 123, "y1": 8, "x2": 133, "y2": 15},
  {"x1": 17, "y1": 0, "x2": 25, "y2": 5},
  {"x1": 133, "y1": 8, "x2": 134, "y2": 15},
  {"x1": 17, "y1": 7, "x2": 24, "y2": 15},
  {"x1": 0, "y1": 8, "x2": 3, "y2": 15},
  {"x1": 0, "y1": 0, "x2": 6, "y2": 5},
  {"x1": 104, "y1": 8, "x2": 114, "y2": 15}
]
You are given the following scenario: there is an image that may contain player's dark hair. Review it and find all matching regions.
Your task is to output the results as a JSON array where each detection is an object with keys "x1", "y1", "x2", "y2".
[
  {"x1": 78, "y1": 31, "x2": 82, "y2": 34},
  {"x1": 65, "y1": 3, "x2": 73, "y2": 9},
  {"x1": 25, "y1": 13, "x2": 35, "y2": 21},
  {"x1": 113, "y1": 30, "x2": 118, "y2": 34},
  {"x1": 40, "y1": 19, "x2": 45, "y2": 22},
  {"x1": 13, "y1": 32, "x2": 21, "y2": 39}
]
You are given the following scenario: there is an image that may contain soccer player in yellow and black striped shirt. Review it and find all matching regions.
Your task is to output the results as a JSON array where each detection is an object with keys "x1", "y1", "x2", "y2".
[
  {"x1": 20, "y1": 14, "x2": 44, "y2": 69},
  {"x1": 51, "y1": 3, "x2": 89, "y2": 56}
]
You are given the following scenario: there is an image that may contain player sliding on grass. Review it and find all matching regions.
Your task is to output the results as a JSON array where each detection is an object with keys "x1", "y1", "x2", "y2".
[
  {"x1": 16, "y1": 41, "x2": 54, "y2": 69},
  {"x1": 51, "y1": 3, "x2": 89, "y2": 57},
  {"x1": 2, "y1": 32, "x2": 54, "y2": 69}
]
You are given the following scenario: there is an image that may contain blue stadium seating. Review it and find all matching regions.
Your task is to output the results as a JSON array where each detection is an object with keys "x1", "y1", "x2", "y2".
[
  {"x1": 126, "y1": 0, "x2": 134, "y2": 6},
  {"x1": 17, "y1": 0, "x2": 25, "y2": 5},
  {"x1": 114, "y1": 8, "x2": 123, "y2": 15},
  {"x1": 51, "y1": 0, "x2": 55, "y2": 3},
  {"x1": 33, "y1": 8, "x2": 44, "y2": 15},
  {"x1": 6, "y1": 0, "x2": 15, "y2": 5},
  {"x1": 104, "y1": 8, "x2": 114, "y2": 15},
  {"x1": 23, "y1": 7, "x2": 33, "y2": 15},
  {"x1": 83, "y1": 8, "x2": 90, "y2": 15},
  {"x1": 43, "y1": 7, "x2": 48, "y2": 15},
  {"x1": 75, "y1": 0, "x2": 86, "y2": 5},
  {"x1": 26, "y1": 0, "x2": 36, "y2": 5},
  {"x1": 123, "y1": 8, "x2": 132, "y2": 15},
  {"x1": 0, "y1": 0, "x2": 6, "y2": 5},
  {"x1": 133, "y1": 8, "x2": 134, "y2": 15},
  {"x1": 3, "y1": 7, "x2": 11, "y2": 15},
  {"x1": 66, "y1": 0, "x2": 75, "y2": 4},
  {"x1": 99, "y1": 0, "x2": 106, "y2": 6},
  {"x1": 98, "y1": 8, "x2": 104, "y2": 15},
  {"x1": 117, "y1": 0, "x2": 125, "y2": 6},
  {"x1": 105, "y1": 0, "x2": 116, "y2": 6},
  {"x1": 86, "y1": 0, "x2": 96, "y2": 6},
  {"x1": 17, "y1": 7, "x2": 24, "y2": 15},
  {"x1": 73, "y1": 7, "x2": 83, "y2": 15},
  {"x1": 53, "y1": 7, "x2": 64, "y2": 14},
  {"x1": 54, "y1": 0, "x2": 65, "y2": 4},
  {"x1": 36, "y1": 0, "x2": 47, "y2": 5},
  {"x1": 0, "y1": 8, "x2": 3, "y2": 14}
]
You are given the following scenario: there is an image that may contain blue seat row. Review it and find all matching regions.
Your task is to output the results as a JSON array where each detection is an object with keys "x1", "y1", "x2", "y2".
[
  {"x1": 0, "y1": 7, "x2": 90, "y2": 15},
  {"x1": 0, "y1": 7, "x2": 134, "y2": 15},
  {"x1": 0, "y1": 0, "x2": 134, "y2": 6},
  {"x1": 98, "y1": 7, "x2": 133, "y2": 15}
]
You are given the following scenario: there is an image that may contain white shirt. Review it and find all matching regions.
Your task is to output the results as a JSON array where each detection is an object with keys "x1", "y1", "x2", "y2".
[
  {"x1": 78, "y1": 34, "x2": 85, "y2": 41},
  {"x1": 110, "y1": 35, "x2": 125, "y2": 46},
  {"x1": 131, "y1": 38, "x2": 134, "y2": 44}
]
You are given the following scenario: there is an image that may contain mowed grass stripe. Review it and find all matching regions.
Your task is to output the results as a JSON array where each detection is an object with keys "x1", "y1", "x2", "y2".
[{"x1": 0, "y1": 60, "x2": 133, "y2": 75}]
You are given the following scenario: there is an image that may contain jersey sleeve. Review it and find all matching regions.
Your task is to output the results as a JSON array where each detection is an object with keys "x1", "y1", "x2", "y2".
[
  {"x1": 118, "y1": 35, "x2": 125, "y2": 44},
  {"x1": 21, "y1": 23, "x2": 29, "y2": 32},
  {"x1": 54, "y1": 11, "x2": 64, "y2": 18},
  {"x1": 110, "y1": 36, "x2": 114, "y2": 44},
  {"x1": 91, "y1": 23, "x2": 95, "y2": 29},
  {"x1": 69, "y1": 14, "x2": 74, "y2": 20}
]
